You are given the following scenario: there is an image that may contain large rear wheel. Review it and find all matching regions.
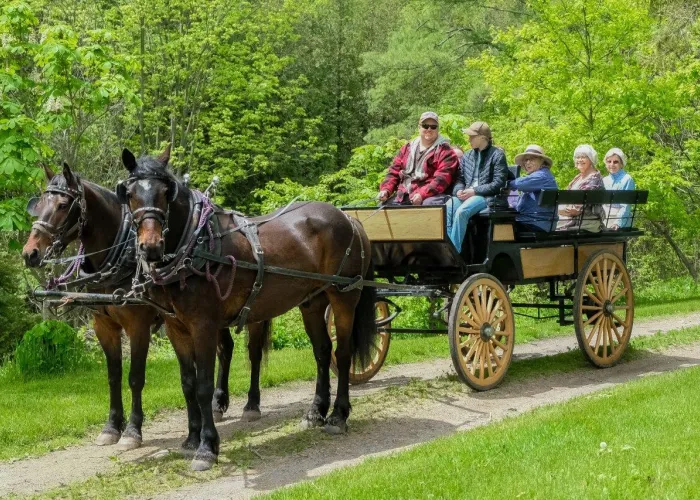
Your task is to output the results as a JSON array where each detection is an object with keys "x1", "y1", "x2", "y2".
[
  {"x1": 326, "y1": 301, "x2": 392, "y2": 384},
  {"x1": 448, "y1": 274, "x2": 515, "y2": 391},
  {"x1": 574, "y1": 250, "x2": 634, "y2": 367}
]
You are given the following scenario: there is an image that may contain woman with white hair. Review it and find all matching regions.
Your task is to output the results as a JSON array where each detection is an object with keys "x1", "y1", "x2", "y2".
[
  {"x1": 556, "y1": 144, "x2": 604, "y2": 232},
  {"x1": 603, "y1": 148, "x2": 636, "y2": 229}
]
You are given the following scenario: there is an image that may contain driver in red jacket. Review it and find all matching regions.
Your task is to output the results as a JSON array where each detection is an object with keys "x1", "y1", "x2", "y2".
[{"x1": 378, "y1": 112, "x2": 458, "y2": 206}]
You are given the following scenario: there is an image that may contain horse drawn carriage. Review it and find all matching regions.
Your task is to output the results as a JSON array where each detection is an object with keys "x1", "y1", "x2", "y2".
[
  {"x1": 23, "y1": 151, "x2": 648, "y2": 470},
  {"x1": 331, "y1": 185, "x2": 649, "y2": 390}
]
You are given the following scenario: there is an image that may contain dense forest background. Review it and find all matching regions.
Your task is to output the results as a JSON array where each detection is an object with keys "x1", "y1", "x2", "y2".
[{"x1": 1, "y1": 0, "x2": 699, "y2": 351}]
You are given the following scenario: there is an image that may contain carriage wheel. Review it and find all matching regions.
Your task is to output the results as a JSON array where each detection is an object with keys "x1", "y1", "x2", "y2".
[
  {"x1": 574, "y1": 250, "x2": 634, "y2": 367},
  {"x1": 448, "y1": 274, "x2": 515, "y2": 391},
  {"x1": 326, "y1": 301, "x2": 392, "y2": 385}
]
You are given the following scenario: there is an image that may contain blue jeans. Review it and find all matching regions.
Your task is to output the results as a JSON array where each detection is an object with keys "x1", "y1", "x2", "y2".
[{"x1": 446, "y1": 195, "x2": 487, "y2": 253}]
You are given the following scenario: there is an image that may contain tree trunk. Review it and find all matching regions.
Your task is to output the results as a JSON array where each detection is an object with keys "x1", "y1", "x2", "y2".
[{"x1": 647, "y1": 219, "x2": 699, "y2": 281}]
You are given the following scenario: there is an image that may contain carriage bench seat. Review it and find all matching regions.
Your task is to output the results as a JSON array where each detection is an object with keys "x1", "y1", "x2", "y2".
[{"x1": 510, "y1": 189, "x2": 649, "y2": 242}]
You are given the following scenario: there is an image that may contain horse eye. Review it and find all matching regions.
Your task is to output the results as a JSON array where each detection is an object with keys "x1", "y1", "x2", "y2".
[{"x1": 58, "y1": 203, "x2": 69, "y2": 210}]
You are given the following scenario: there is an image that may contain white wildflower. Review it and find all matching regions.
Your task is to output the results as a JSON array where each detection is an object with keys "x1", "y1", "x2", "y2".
[{"x1": 44, "y1": 95, "x2": 65, "y2": 113}]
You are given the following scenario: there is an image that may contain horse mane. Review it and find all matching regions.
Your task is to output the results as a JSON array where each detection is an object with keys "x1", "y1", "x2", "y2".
[{"x1": 132, "y1": 154, "x2": 190, "y2": 197}]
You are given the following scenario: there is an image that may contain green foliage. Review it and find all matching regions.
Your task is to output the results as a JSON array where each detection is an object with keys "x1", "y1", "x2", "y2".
[
  {"x1": 13, "y1": 320, "x2": 89, "y2": 377},
  {"x1": 0, "y1": 251, "x2": 38, "y2": 358}
]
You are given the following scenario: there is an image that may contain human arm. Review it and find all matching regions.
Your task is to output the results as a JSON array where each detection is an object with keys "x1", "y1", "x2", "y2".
[
  {"x1": 474, "y1": 148, "x2": 508, "y2": 197},
  {"x1": 379, "y1": 143, "x2": 410, "y2": 196},
  {"x1": 452, "y1": 154, "x2": 466, "y2": 196}
]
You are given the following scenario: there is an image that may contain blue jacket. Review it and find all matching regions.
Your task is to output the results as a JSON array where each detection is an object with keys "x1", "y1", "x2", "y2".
[
  {"x1": 452, "y1": 145, "x2": 508, "y2": 199},
  {"x1": 508, "y1": 168, "x2": 558, "y2": 231},
  {"x1": 603, "y1": 169, "x2": 635, "y2": 227}
]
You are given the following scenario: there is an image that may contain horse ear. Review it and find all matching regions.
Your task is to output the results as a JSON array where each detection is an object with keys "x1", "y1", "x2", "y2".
[
  {"x1": 167, "y1": 178, "x2": 179, "y2": 202},
  {"x1": 158, "y1": 144, "x2": 171, "y2": 166},
  {"x1": 43, "y1": 164, "x2": 55, "y2": 181},
  {"x1": 62, "y1": 162, "x2": 77, "y2": 187},
  {"x1": 116, "y1": 180, "x2": 128, "y2": 204},
  {"x1": 122, "y1": 148, "x2": 137, "y2": 172},
  {"x1": 26, "y1": 197, "x2": 40, "y2": 217}
]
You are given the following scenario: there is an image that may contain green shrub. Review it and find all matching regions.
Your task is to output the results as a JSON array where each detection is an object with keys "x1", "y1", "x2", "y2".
[
  {"x1": 0, "y1": 253, "x2": 39, "y2": 360},
  {"x1": 13, "y1": 320, "x2": 89, "y2": 377}
]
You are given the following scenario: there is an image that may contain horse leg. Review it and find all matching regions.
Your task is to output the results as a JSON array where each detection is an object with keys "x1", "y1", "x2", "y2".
[
  {"x1": 117, "y1": 319, "x2": 150, "y2": 450},
  {"x1": 212, "y1": 328, "x2": 233, "y2": 423},
  {"x1": 93, "y1": 313, "x2": 125, "y2": 445},
  {"x1": 191, "y1": 322, "x2": 220, "y2": 471},
  {"x1": 324, "y1": 294, "x2": 357, "y2": 435},
  {"x1": 299, "y1": 297, "x2": 332, "y2": 429},
  {"x1": 242, "y1": 321, "x2": 269, "y2": 421},
  {"x1": 165, "y1": 319, "x2": 201, "y2": 456}
]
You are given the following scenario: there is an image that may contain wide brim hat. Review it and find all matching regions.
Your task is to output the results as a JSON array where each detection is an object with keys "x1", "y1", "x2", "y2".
[{"x1": 514, "y1": 144, "x2": 552, "y2": 167}]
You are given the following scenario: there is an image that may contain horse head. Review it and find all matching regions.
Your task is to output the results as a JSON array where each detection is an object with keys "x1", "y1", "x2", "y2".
[
  {"x1": 118, "y1": 144, "x2": 180, "y2": 263},
  {"x1": 22, "y1": 163, "x2": 85, "y2": 267}
]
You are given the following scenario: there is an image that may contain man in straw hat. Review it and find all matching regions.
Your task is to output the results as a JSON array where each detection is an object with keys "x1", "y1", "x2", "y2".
[
  {"x1": 509, "y1": 144, "x2": 558, "y2": 232},
  {"x1": 378, "y1": 111, "x2": 458, "y2": 206},
  {"x1": 447, "y1": 121, "x2": 508, "y2": 253}
]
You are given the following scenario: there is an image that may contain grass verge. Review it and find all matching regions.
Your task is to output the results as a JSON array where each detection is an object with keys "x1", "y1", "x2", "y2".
[
  {"x1": 34, "y1": 325, "x2": 700, "y2": 499},
  {"x1": 269, "y1": 365, "x2": 700, "y2": 499}
]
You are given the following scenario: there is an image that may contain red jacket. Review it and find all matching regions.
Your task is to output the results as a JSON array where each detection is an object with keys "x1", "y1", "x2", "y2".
[{"x1": 380, "y1": 141, "x2": 458, "y2": 203}]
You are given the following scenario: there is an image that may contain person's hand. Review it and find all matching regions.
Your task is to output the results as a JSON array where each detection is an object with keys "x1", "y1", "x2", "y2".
[
  {"x1": 611, "y1": 224, "x2": 620, "y2": 231},
  {"x1": 410, "y1": 193, "x2": 423, "y2": 205},
  {"x1": 378, "y1": 190, "x2": 390, "y2": 202},
  {"x1": 461, "y1": 188, "x2": 476, "y2": 200},
  {"x1": 562, "y1": 207, "x2": 579, "y2": 217},
  {"x1": 456, "y1": 190, "x2": 468, "y2": 201}
]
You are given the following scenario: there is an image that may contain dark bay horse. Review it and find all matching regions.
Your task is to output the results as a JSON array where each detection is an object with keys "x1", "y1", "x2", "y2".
[
  {"x1": 21, "y1": 163, "x2": 236, "y2": 450},
  {"x1": 118, "y1": 146, "x2": 377, "y2": 471}
]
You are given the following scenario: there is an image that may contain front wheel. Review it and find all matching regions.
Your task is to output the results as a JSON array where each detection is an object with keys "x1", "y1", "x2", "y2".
[
  {"x1": 448, "y1": 274, "x2": 515, "y2": 391},
  {"x1": 326, "y1": 301, "x2": 392, "y2": 384}
]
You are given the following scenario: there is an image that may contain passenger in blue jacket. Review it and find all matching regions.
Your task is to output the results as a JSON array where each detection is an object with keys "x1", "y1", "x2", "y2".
[{"x1": 509, "y1": 145, "x2": 559, "y2": 232}]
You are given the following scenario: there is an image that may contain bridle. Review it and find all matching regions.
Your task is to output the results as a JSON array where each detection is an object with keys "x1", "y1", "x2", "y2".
[
  {"x1": 118, "y1": 175, "x2": 178, "y2": 239},
  {"x1": 29, "y1": 180, "x2": 87, "y2": 262}
]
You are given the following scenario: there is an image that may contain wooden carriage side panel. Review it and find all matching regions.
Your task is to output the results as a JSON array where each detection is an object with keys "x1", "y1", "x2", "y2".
[
  {"x1": 493, "y1": 224, "x2": 515, "y2": 242},
  {"x1": 577, "y1": 243, "x2": 624, "y2": 270},
  {"x1": 520, "y1": 246, "x2": 575, "y2": 278},
  {"x1": 345, "y1": 208, "x2": 445, "y2": 241}
]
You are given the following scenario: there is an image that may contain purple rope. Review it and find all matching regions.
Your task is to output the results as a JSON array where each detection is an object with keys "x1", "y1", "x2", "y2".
[{"x1": 47, "y1": 243, "x2": 84, "y2": 290}]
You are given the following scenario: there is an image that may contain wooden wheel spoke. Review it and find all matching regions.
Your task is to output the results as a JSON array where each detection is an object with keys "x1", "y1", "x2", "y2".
[
  {"x1": 479, "y1": 343, "x2": 486, "y2": 379},
  {"x1": 458, "y1": 327, "x2": 481, "y2": 336},
  {"x1": 593, "y1": 262, "x2": 607, "y2": 300},
  {"x1": 609, "y1": 271, "x2": 624, "y2": 300},
  {"x1": 586, "y1": 316, "x2": 601, "y2": 344},
  {"x1": 611, "y1": 287, "x2": 629, "y2": 305},
  {"x1": 492, "y1": 337, "x2": 508, "y2": 351},
  {"x1": 611, "y1": 312, "x2": 628, "y2": 327},
  {"x1": 488, "y1": 299, "x2": 503, "y2": 323},
  {"x1": 607, "y1": 262, "x2": 618, "y2": 296},
  {"x1": 584, "y1": 290, "x2": 603, "y2": 306},
  {"x1": 583, "y1": 310, "x2": 603, "y2": 327},
  {"x1": 602, "y1": 259, "x2": 609, "y2": 299},
  {"x1": 610, "y1": 320, "x2": 623, "y2": 343},
  {"x1": 594, "y1": 316, "x2": 605, "y2": 351},
  {"x1": 581, "y1": 304, "x2": 602, "y2": 311},
  {"x1": 465, "y1": 339, "x2": 480, "y2": 362},
  {"x1": 486, "y1": 290, "x2": 495, "y2": 318},
  {"x1": 602, "y1": 316, "x2": 609, "y2": 359},
  {"x1": 466, "y1": 290, "x2": 483, "y2": 324},
  {"x1": 488, "y1": 342, "x2": 502, "y2": 368},
  {"x1": 478, "y1": 286, "x2": 489, "y2": 320}
]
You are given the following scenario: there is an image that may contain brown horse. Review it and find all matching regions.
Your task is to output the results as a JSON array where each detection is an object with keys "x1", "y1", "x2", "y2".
[
  {"x1": 118, "y1": 146, "x2": 377, "y2": 471},
  {"x1": 21, "y1": 163, "x2": 236, "y2": 450}
]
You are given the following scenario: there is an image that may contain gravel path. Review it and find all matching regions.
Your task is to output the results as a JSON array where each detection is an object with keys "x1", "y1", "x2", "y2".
[{"x1": 2, "y1": 311, "x2": 700, "y2": 498}]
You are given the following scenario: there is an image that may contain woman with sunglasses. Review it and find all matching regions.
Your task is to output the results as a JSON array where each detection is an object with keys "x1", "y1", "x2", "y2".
[
  {"x1": 446, "y1": 121, "x2": 508, "y2": 253},
  {"x1": 378, "y1": 111, "x2": 458, "y2": 206}
]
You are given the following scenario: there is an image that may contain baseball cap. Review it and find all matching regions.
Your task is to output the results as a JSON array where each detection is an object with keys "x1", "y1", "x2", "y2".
[
  {"x1": 462, "y1": 121, "x2": 492, "y2": 139},
  {"x1": 419, "y1": 111, "x2": 439, "y2": 124}
]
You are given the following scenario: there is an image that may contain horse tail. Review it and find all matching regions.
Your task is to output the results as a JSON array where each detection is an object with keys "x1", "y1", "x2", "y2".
[{"x1": 351, "y1": 261, "x2": 377, "y2": 369}]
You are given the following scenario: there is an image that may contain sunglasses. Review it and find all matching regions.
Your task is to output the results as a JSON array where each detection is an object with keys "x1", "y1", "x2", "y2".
[{"x1": 421, "y1": 124, "x2": 438, "y2": 130}]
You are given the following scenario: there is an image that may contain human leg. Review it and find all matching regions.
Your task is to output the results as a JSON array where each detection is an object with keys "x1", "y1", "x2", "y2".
[{"x1": 448, "y1": 196, "x2": 487, "y2": 253}]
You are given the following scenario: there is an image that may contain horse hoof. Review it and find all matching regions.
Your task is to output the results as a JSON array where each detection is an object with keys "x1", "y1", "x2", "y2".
[
  {"x1": 323, "y1": 422, "x2": 347, "y2": 435},
  {"x1": 300, "y1": 416, "x2": 324, "y2": 430},
  {"x1": 191, "y1": 451, "x2": 217, "y2": 471},
  {"x1": 241, "y1": 409, "x2": 261, "y2": 422},
  {"x1": 117, "y1": 435, "x2": 142, "y2": 451},
  {"x1": 95, "y1": 431, "x2": 120, "y2": 446},
  {"x1": 181, "y1": 447, "x2": 197, "y2": 459},
  {"x1": 212, "y1": 410, "x2": 224, "y2": 423}
]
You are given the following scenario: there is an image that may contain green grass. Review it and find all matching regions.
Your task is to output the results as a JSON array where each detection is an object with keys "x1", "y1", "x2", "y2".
[
  {"x1": 2, "y1": 297, "x2": 700, "y2": 463},
  {"x1": 34, "y1": 324, "x2": 700, "y2": 499},
  {"x1": 270, "y1": 365, "x2": 700, "y2": 499}
]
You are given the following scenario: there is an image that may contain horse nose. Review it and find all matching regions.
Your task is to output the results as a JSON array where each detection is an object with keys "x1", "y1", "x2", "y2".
[
  {"x1": 23, "y1": 248, "x2": 40, "y2": 267},
  {"x1": 139, "y1": 241, "x2": 164, "y2": 262}
]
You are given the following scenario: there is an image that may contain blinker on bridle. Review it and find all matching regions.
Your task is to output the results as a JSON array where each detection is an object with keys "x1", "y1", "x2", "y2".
[{"x1": 28, "y1": 181, "x2": 87, "y2": 262}]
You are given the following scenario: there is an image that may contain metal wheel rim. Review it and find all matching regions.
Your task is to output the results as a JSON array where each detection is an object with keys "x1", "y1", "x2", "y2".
[
  {"x1": 449, "y1": 275, "x2": 514, "y2": 390},
  {"x1": 327, "y1": 301, "x2": 391, "y2": 384},
  {"x1": 575, "y1": 251, "x2": 634, "y2": 367}
]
